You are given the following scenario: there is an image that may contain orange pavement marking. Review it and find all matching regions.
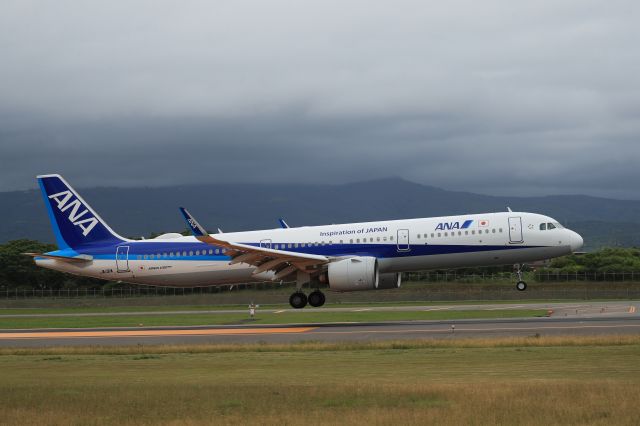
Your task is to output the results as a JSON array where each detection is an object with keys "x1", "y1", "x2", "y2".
[{"x1": 0, "y1": 327, "x2": 316, "y2": 340}]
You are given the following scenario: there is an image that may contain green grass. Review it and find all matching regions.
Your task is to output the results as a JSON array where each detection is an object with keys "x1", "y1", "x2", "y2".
[
  {"x1": 1, "y1": 336, "x2": 639, "y2": 425},
  {"x1": 0, "y1": 309, "x2": 547, "y2": 329}
]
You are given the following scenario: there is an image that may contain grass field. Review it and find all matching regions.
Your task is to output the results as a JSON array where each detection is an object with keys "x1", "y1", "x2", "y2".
[
  {"x1": 0, "y1": 309, "x2": 546, "y2": 329},
  {"x1": 0, "y1": 299, "x2": 565, "y2": 315},
  {"x1": 0, "y1": 297, "x2": 627, "y2": 316},
  {"x1": 1, "y1": 336, "x2": 639, "y2": 425}
]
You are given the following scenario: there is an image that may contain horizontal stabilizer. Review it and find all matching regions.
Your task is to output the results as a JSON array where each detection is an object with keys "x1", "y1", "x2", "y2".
[{"x1": 23, "y1": 253, "x2": 93, "y2": 263}]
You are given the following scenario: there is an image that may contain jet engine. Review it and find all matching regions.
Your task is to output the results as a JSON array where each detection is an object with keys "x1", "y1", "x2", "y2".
[
  {"x1": 326, "y1": 257, "x2": 378, "y2": 291},
  {"x1": 377, "y1": 272, "x2": 402, "y2": 289}
]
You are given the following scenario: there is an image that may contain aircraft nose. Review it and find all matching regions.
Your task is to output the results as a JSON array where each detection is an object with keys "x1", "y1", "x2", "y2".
[{"x1": 568, "y1": 230, "x2": 584, "y2": 252}]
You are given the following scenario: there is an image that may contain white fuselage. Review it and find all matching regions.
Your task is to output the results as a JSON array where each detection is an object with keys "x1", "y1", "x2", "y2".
[{"x1": 37, "y1": 211, "x2": 583, "y2": 287}]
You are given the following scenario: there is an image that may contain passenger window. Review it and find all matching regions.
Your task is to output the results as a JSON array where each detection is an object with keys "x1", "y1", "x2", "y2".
[
  {"x1": 196, "y1": 250, "x2": 200, "y2": 255},
  {"x1": 215, "y1": 249, "x2": 219, "y2": 254},
  {"x1": 356, "y1": 239, "x2": 360, "y2": 243},
  {"x1": 417, "y1": 234, "x2": 421, "y2": 239},
  {"x1": 437, "y1": 233, "x2": 441, "y2": 237},
  {"x1": 376, "y1": 237, "x2": 380, "y2": 242},
  {"x1": 465, "y1": 231, "x2": 468, "y2": 235},
  {"x1": 539, "y1": 223, "x2": 547, "y2": 231},
  {"x1": 383, "y1": 237, "x2": 387, "y2": 241},
  {"x1": 485, "y1": 229, "x2": 489, "y2": 234},
  {"x1": 339, "y1": 240, "x2": 343, "y2": 244},
  {"x1": 492, "y1": 229, "x2": 496, "y2": 233},
  {"x1": 458, "y1": 231, "x2": 462, "y2": 236},
  {"x1": 431, "y1": 233, "x2": 435, "y2": 238},
  {"x1": 547, "y1": 223, "x2": 556, "y2": 230},
  {"x1": 471, "y1": 230, "x2": 475, "y2": 235},
  {"x1": 499, "y1": 228, "x2": 503, "y2": 233},
  {"x1": 444, "y1": 232, "x2": 448, "y2": 237},
  {"x1": 294, "y1": 243, "x2": 299, "y2": 248},
  {"x1": 390, "y1": 236, "x2": 394, "y2": 241},
  {"x1": 189, "y1": 251, "x2": 193, "y2": 256},
  {"x1": 182, "y1": 251, "x2": 187, "y2": 256}
]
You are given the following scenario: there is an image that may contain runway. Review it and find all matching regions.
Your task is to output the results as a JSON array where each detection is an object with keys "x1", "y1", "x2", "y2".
[{"x1": 1, "y1": 315, "x2": 639, "y2": 347}]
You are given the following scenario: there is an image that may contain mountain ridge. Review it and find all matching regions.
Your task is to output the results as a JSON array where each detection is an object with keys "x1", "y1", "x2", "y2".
[{"x1": 1, "y1": 177, "x2": 638, "y2": 250}]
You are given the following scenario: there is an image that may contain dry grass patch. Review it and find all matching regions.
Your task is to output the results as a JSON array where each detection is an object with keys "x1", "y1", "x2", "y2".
[{"x1": 1, "y1": 335, "x2": 640, "y2": 425}]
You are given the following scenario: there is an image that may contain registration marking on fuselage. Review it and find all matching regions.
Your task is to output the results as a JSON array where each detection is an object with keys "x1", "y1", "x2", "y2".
[{"x1": 0, "y1": 327, "x2": 316, "y2": 340}]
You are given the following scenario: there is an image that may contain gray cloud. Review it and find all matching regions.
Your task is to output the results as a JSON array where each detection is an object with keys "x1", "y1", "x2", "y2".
[{"x1": 1, "y1": 0, "x2": 639, "y2": 198}]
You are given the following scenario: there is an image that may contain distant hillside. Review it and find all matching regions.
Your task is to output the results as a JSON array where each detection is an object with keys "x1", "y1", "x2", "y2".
[{"x1": 1, "y1": 177, "x2": 639, "y2": 251}]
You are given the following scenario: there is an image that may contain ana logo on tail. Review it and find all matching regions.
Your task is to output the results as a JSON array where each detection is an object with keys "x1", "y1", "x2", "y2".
[{"x1": 48, "y1": 190, "x2": 99, "y2": 236}]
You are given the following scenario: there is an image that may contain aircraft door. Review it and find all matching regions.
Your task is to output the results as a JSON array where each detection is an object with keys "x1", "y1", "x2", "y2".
[
  {"x1": 116, "y1": 245, "x2": 130, "y2": 272},
  {"x1": 397, "y1": 229, "x2": 410, "y2": 251},
  {"x1": 260, "y1": 239, "x2": 272, "y2": 249},
  {"x1": 508, "y1": 217, "x2": 524, "y2": 244}
]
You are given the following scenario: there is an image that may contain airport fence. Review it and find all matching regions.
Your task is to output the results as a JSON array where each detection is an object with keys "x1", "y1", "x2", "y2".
[
  {"x1": 2, "y1": 272, "x2": 640, "y2": 301},
  {"x1": 406, "y1": 271, "x2": 640, "y2": 283}
]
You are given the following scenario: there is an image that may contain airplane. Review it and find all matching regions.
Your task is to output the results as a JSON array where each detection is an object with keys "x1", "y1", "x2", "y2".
[{"x1": 27, "y1": 174, "x2": 584, "y2": 309}]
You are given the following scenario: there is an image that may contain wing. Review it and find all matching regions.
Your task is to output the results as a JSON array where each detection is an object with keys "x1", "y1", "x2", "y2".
[{"x1": 179, "y1": 207, "x2": 329, "y2": 280}]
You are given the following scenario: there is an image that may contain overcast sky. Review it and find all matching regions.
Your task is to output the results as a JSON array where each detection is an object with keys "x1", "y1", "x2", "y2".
[{"x1": 1, "y1": 1, "x2": 639, "y2": 198}]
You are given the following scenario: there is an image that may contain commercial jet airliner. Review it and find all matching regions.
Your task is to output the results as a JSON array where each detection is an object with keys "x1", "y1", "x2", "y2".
[{"x1": 28, "y1": 174, "x2": 583, "y2": 308}]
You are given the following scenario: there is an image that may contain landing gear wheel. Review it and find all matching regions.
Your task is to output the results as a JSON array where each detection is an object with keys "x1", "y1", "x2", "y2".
[
  {"x1": 308, "y1": 291, "x2": 326, "y2": 307},
  {"x1": 516, "y1": 281, "x2": 527, "y2": 291},
  {"x1": 289, "y1": 292, "x2": 308, "y2": 309}
]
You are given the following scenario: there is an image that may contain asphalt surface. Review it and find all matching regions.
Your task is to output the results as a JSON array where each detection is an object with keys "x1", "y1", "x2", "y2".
[{"x1": 0, "y1": 301, "x2": 638, "y2": 347}]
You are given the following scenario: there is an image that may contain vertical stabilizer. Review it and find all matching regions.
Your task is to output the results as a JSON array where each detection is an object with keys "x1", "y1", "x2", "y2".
[{"x1": 37, "y1": 174, "x2": 127, "y2": 250}]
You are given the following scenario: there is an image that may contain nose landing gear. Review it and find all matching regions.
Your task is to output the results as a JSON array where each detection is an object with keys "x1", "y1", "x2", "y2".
[{"x1": 514, "y1": 264, "x2": 527, "y2": 291}]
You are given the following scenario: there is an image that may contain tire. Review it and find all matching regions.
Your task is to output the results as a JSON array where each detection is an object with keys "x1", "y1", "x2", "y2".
[
  {"x1": 516, "y1": 281, "x2": 527, "y2": 291},
  {"x1": 308, "y1": 291, "x2": 326, "y2": 307},
  {"x1": 289, "y1": 292, "x2": 308, "y2": 309}
]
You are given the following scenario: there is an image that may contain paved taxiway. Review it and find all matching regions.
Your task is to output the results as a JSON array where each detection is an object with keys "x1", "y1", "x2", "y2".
[{"x1": 1, "y1": 314, "x2": 639, "y2": 347}]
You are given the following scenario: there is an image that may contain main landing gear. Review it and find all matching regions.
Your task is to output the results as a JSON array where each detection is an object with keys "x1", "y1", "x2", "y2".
[
  {"x1": 289, "y1": 290, "x2": 326, "y2": 309},
  {"x1": 514, "y1": 264, "x2": 527, "y2": 291}
]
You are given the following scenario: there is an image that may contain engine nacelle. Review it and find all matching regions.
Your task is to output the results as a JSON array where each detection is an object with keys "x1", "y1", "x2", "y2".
[
  {"x1": 377, "y1": 272, "x2": 401, "y2": 289},
  {"x1": 327, "y1": 256, "x2": 378, "y2": 292}
]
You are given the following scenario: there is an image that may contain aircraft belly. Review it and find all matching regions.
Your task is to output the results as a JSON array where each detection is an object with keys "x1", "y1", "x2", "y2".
[
  {"x1": 378, "y1": 246, "x2": 571, "y2": 273},
  {"x1": 129, "y1": 260, "x2": 260, "y2": 287}
]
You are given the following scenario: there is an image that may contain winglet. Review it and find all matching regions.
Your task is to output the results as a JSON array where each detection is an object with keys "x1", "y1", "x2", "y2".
[
  {"x1": 179, "y1": 207, "x2": 208, "y2": 237},
  {"x1": 278, "y1": 218, "x2": 289, "y2": 229}
]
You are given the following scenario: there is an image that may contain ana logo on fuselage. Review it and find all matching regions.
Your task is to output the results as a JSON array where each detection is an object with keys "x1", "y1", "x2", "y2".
[
  {"x1": 435, "y1": 220, "x2": 473, "y2": 231},
  {"x1": 48, "y1": 190, "x2": 99, "y2": 236}
]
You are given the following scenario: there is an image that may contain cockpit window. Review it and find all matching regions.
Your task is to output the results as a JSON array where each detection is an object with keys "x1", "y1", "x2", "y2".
[
  {"x1": 554, "y1": 222, "x2": 564, "y2": 229},
  {"x1": 539, "y1": 223, "x2": 547, "y2": 231},
  {"x1": 547, "y1": 223, "x2": 556, "y2": 230}
]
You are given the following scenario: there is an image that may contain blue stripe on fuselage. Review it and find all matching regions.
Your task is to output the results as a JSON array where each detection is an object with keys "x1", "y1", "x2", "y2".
[{"x1": 59, "y1": 241, "x2": 539, "y2": 261}]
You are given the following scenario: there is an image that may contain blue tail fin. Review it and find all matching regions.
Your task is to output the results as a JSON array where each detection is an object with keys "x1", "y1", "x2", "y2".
[{"x1": 37, "y1": 174, "x2": 126, "y2": 250}]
